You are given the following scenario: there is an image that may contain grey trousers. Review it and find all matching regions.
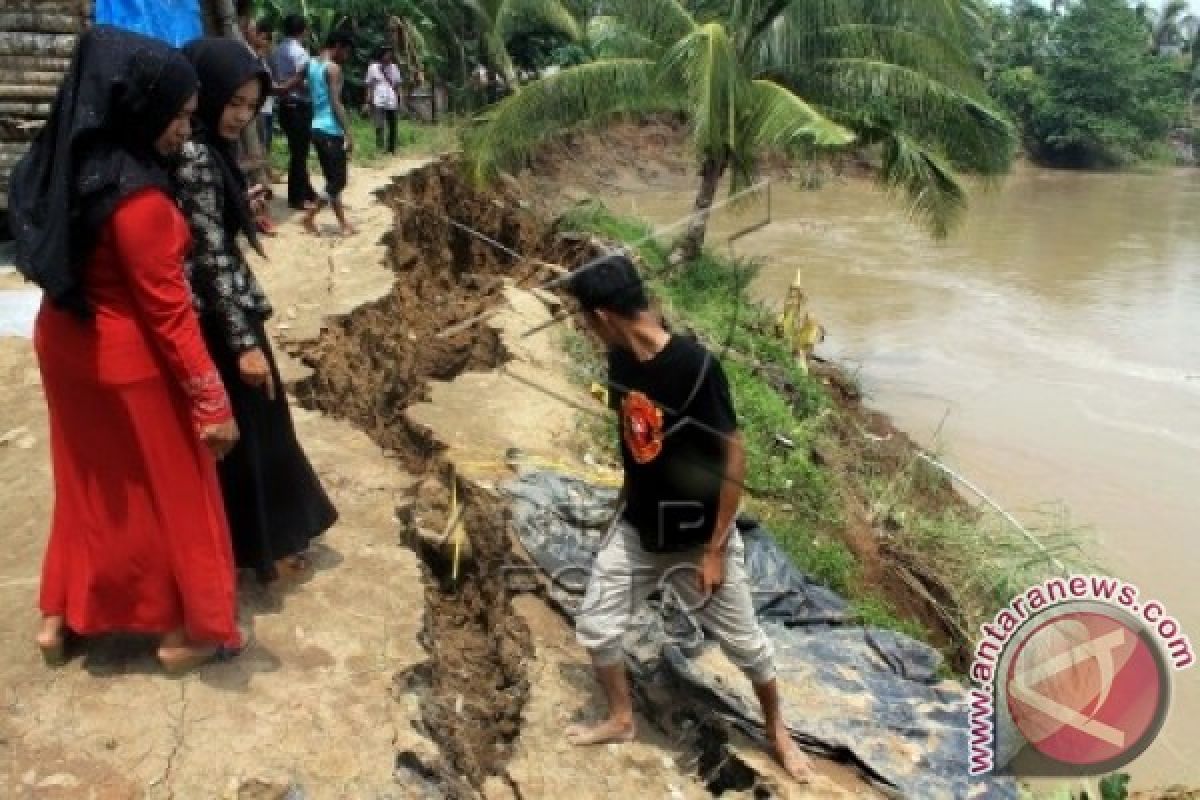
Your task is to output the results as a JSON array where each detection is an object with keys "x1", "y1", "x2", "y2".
[{"x1": 575, "y1": 517, "x2": 776, "y2": 684}]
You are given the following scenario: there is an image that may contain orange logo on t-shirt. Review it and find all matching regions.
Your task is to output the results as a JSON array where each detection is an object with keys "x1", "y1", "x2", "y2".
[{"x1": 621, "y1": 391, "x2": 664, "y2": 464}]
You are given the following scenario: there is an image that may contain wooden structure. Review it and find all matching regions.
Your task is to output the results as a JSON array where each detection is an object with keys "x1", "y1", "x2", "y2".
[
  {"x1": 0, "y1": 0, "x2": 233, "y2": 211},
  {"x1": 0, "y1": 0, "x2": 91, "y2": 210}
]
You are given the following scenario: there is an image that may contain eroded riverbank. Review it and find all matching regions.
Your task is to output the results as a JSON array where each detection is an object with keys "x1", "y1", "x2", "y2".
[{"x1": 515, "y1": 122, "x2": 1200, "y2": 786}]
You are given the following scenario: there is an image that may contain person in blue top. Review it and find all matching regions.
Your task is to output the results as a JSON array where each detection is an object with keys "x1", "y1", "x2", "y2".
[{"x1": 301, "y1": 31, "x2": 355, "y2": 236}]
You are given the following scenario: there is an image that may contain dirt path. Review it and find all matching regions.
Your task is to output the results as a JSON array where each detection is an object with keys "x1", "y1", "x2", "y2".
[{"x1": 0, "y1": 154, "x2": 875, "y2": 798}]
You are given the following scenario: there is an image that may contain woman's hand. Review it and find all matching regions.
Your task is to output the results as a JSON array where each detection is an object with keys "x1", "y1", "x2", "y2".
[
  {"x1": 248, "y1": 184, "x2": 270, "y2": 216},
  {"x1": 200, "y1": 418, "x2": 239, "y2": 460},
  {"x1": 238, "y1": 347, "x2": 275, "y2": 401}
]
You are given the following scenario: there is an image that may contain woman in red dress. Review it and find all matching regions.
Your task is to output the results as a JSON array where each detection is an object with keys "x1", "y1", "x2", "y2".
[{"x1": 8, "y1": 27, "x2": 245, "y2": 672}]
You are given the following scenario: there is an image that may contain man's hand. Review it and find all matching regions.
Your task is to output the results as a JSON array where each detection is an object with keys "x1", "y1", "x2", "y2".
[
  {"x1": 344, "y1": 135, "x2": 354, "y2": 155},
  {"x1": 698, "y1": 547, "x2": 726, "y2": 596},
  {"x1": 238, "y1": 347, "x2": 276, "y2": 401}
]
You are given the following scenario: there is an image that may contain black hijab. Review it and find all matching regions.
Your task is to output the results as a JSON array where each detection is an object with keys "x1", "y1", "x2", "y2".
[
  {"x1": 8, "y1": 26, "x2": 199, "y2": 318},
  {"x1": 181, "y1": 37, "x2": 270, "y2": 257}
]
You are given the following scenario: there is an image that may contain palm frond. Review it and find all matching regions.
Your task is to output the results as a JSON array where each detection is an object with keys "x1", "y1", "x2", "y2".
[
  {"x1": 801, "y1": 59, "x2": 1014, "y2": 175},
  {"x1": 725, "y1": 78, "x2": 855, "y2": 190},
  {"x1": 497, "y1": 0, "x2": 582, "y2": 44},
  {"x1": 590, "y1": 0, "x2": 696, "y2": 49},
  {"x1": 587, "y1": 15, "x2": 665, "y2": 60},
  {"x1": 746, "y1": 78, "x2": 855, "y2": 151},
  {"x1": 463, "y1": 59, "x2": 679, "y2": 182},
  {"x1": 878, "y1": 131, "x2": 967, "y2": 239},
  {"x1": 746, "y1": 0, "x2": 973, "y2": 51},
  {"x1": 483, "y1": 29, "x2": 519, "y2": 86},
  {"x1": 660, "y1": 22, "x2": 744, "y2": 159},
  {"x1": 758, "y1": 23, "x2": 983, "y2": 90}
]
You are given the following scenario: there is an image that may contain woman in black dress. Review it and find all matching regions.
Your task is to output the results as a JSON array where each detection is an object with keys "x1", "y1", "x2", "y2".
[{"x1": 173, "y1": 37, "x2": 337, "y2": 582}]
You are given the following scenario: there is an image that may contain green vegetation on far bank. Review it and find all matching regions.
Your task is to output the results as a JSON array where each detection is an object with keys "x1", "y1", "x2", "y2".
[
  {"x1": 985, "y1": 0, "x2": 1189, "y2": 168},
  {"x1": 556, "y1": 202, "x2": 1091, "y2": 663}
]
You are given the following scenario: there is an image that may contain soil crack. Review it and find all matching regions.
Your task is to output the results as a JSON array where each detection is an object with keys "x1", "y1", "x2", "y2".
[{"x1": 292, "y1": 161, "x2": 589, "y2": 796}]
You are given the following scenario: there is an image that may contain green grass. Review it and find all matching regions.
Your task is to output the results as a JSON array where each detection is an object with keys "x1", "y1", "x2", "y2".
[{"x1": 267, "y1": 111, "x2": 461, "y2": 172}]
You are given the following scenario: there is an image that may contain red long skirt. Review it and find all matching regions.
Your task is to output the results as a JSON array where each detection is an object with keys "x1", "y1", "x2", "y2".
[{"x1": 35, "y1": 307, "x2": 240, "y2": 648}]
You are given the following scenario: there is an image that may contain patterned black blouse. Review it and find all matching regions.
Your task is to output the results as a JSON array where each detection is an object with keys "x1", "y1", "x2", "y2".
[{"x1": 173, "y1": 141, "x2": 273, "y2": 353}]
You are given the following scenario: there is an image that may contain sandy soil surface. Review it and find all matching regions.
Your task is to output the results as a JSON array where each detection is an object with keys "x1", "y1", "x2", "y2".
[
  {"x1": 0, "y1": 154, "x2": 874, "y2": 798},
  {"x1": 0, "y1": 159, "x2": 438, "y2": 798}
]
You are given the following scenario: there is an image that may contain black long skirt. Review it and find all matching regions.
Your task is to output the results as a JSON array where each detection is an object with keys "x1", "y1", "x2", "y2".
[{"x1": 202, "y1": 316, "x2": 338, "y2": 582}]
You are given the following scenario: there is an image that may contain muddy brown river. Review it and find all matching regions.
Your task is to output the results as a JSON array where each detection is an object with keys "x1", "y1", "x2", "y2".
[{"x1": 609, "y1": 165, "x2": 1200, "y2": 787}]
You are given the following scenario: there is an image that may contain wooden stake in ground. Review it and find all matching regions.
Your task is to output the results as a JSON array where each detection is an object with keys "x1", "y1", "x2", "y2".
[{"x1": 439, "y1": 465, "x2": 468, "y2": 584}]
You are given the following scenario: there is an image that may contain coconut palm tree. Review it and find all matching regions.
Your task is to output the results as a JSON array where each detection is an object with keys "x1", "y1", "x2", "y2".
[
  {"x1": 1138, "y1": 0, "x2": 1192, "y2": 54},
  {"x1": 465, "y1": 0, "x2": 582, "y2": 89},
  {"x1": 465, "y1": 0, "x2": 1015, "y2": 260}
]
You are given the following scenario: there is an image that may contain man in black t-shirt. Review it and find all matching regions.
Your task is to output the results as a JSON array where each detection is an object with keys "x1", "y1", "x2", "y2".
[{"x1": 563, "y1": 254, "x2": 815, "y2": 782}]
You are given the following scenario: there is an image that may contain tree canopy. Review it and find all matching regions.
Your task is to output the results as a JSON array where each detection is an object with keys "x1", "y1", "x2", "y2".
[
  {"x1": 987, "y1": 0, "x2": 1188, "y2": 167},
  {"x1": 464, "y1": 0, "x2": 1015, "y2": 257}
]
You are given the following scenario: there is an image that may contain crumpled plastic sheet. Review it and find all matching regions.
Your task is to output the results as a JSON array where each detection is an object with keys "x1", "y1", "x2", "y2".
[{"x1": 503, "y1": 469, "x2": 1016, "y2": 800}]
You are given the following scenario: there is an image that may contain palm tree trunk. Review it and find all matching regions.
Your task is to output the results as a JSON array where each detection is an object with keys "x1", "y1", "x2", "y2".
[{"x1": 676, "y1": 155, "x2": 728, "y2": 263}]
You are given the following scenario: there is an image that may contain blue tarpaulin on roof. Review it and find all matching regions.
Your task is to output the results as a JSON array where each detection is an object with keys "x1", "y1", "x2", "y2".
[{"x1": 95, "y1": 0, "x2": 204, "y2": 48}]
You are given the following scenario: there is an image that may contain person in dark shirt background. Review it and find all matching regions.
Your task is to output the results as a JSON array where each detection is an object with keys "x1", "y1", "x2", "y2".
[{"x1": 563, "y1": 253, "x2": 815, "y2": 782}]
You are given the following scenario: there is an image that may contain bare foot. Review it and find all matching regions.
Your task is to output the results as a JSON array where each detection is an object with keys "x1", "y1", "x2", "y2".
[
  {"x1": 768, "y1": 723, "x2": 816, "y2": 783},
  {"x1": 157, "y1": 628, "x2": 244, "y2": 675},
  {"x1": 565, "y1": 716, "x2": 636, "y2": 746},
  {"x1": 339, "y1": 223, "x2": 358, "y2": 237},
  {"x1": 36, "y1": 615, "x2": 64, "y2": 647},
  {"x1": 302, "y1": 216, "x2": 321, "y2": 236},
  {"x1": 157, "y1": 643, "x2": 220, "y2": 675},
  {"x1": 36, "y1": 615, "x2": 68, "y2": 666},
  {"x1": 283, "y1": 553, "x2": 310, "y2": 570},
  {"x1": 274, "y1": 553, "x2": 312, "y2": 582}
]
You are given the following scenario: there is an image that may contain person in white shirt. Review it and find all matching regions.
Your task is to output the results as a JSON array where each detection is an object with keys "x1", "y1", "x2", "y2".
[{"x1": 364, "y1": 47, "x2": 402, "y2": 154}]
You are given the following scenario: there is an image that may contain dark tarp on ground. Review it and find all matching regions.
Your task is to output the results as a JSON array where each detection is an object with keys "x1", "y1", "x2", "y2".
[
  {"x1": 503, "y1": 469, "x2": 1016, "y2": 800},
  {"x1": 95, "y1": 0, "x2": 204, "y2": 48}
]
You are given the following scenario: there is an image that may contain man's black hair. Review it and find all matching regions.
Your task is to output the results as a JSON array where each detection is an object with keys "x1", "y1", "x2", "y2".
[
  {"x1": 325, "y1": 30, "x2": 354, "y2": 51},
  {"x1": 567, "y1": 253, "x2": 649, "y2": 318},
  {"x1": 256, "y1": 18, "x2": 276, "y2": 36},
  {"x1": 282, "y1": 13, "x2": 307, "y2": 37}
]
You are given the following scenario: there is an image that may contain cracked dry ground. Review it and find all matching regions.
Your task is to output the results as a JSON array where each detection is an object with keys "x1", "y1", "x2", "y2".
[{"x1": 1, "y1": 157, "x2": 875, "y2": 799}]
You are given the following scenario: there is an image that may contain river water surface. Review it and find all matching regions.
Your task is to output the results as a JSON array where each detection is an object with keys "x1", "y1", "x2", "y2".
[{"x1": 610, "y1": 165, "x2": 1200, "y2": 787}]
